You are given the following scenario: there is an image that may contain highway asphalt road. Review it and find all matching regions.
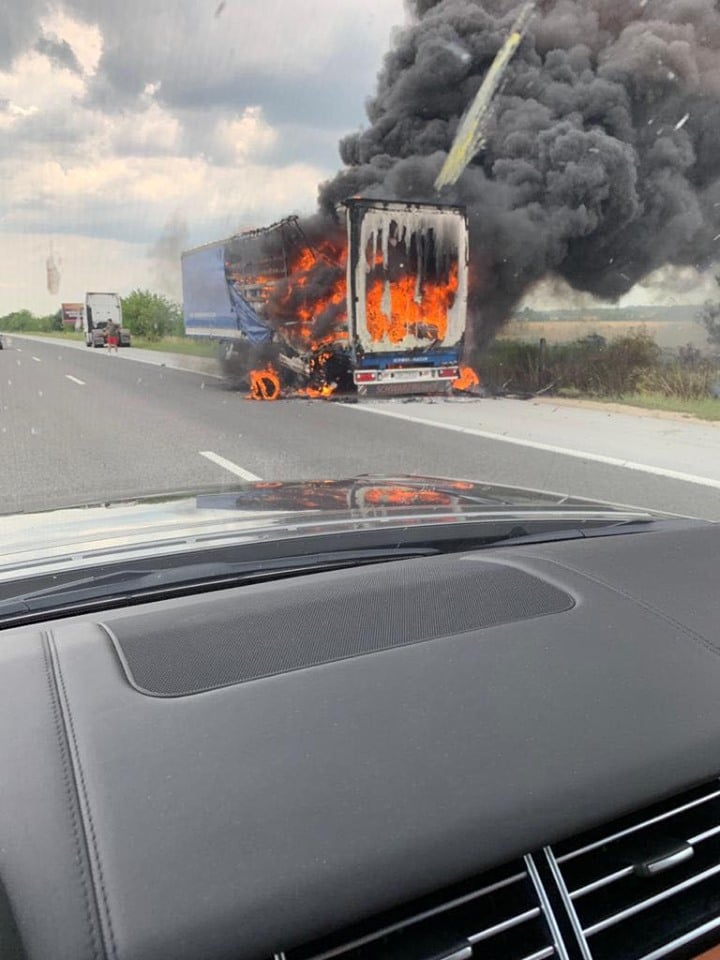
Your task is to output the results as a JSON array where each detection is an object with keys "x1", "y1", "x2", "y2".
[{"x1": 3, "y1": 333, "x2": 720, "y2": 520}]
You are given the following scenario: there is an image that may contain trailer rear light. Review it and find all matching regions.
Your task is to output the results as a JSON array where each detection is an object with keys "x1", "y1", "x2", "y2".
[
  {"x1": 438, "y1": 367, "x2": 459, "y2": 378},
  {"x1": 354, "y1": 372, "x2": 378, "y2": 383}
]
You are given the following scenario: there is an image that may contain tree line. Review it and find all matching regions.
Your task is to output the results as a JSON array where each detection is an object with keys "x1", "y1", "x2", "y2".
[{"x1": 0, "y1": 290, "x2": 184, "y2": 341}]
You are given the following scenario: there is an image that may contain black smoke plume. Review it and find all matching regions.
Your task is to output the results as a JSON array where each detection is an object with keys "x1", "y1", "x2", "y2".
[{"x1": 313, "y1": 0, "x2": 720, "y2": 356}]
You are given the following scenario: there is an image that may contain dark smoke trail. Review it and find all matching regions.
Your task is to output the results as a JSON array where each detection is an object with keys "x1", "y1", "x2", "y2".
[{"x1": 314, "y1": 0, "x2": 720, "y2": 357}]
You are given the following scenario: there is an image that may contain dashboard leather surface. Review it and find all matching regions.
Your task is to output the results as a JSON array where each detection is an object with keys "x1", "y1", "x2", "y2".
[{"x1": 1, "y1": 524, "x2": 720, "y2": 960}]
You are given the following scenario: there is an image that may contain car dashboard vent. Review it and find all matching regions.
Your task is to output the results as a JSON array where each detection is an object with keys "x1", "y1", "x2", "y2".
[
  {"x1": 274, "y1": 779, "x2": 720, "y2": 960},
  {"x1": 277, "y1": 857, "x2": 565, "y2": 960},
  {"x1": 547, "y1": 778, "x2": 720, "y2": 960}
]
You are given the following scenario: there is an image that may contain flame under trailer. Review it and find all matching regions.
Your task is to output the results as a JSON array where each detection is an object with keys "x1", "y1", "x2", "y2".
[{"x1": 181, "y1": 198, "x2": 469, "y2": 397}]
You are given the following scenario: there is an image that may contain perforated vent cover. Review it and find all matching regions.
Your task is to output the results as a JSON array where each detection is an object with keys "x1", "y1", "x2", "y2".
[{"x1": 108, "y1": 555, "x2": 574, "y2": 697}]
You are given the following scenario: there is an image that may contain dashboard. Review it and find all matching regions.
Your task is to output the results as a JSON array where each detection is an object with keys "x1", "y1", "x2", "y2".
[{"x1": 2, "y1": 521, "x2": 720, "y2": 960}]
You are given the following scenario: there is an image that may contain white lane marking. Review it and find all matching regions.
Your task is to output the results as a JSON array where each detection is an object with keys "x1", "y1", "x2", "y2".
[
  {"x1": 343, "y1": 404, "x2": 720, "y2": 491},
  {"x1": 199, "y1": 450, "x2": 261, "y2": 481},
  {"x1": 32, "y1": 356, "x2": 42, "y2": 363},
  {"x1": 65, "y1": 374, "x2": 86, "y2": 386}
]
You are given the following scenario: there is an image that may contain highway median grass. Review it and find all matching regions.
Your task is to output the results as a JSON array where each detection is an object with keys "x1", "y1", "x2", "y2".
[
  {"x1": 130, "y1": 336, "x2": 217, "y2": 357},
  {"x1": 7, "y1": 329, "x2": 217, "y2": 358}
]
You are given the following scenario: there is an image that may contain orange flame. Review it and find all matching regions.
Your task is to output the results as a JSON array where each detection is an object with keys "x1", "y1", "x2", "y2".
[
  {"x1": 298, "y1": 383, "x2": 336, "y2": 399},
  {"x1": 453, "y1": 366, "x2": 480, "y2": 392},
  {"x1": 276, "y1": 243, "x2": 459, "y2": 352},
  {"x1": 249, "y1": 366, "x2": 281, "y2": 401},
  {"x1": 277, "y1": 245, "x2": 348, "y2": 351},
  {"x1": 365, "y1": 263, "x2": 458, "y2": 345}
]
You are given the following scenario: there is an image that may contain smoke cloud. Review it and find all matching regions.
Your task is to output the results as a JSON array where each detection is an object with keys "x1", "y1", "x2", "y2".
[
  {"x1": 313, "y1": 0, "x2": 720, "y2": 354},
  {"x1": 148, "y1": 213, "x2": 189, "y2": 298}
]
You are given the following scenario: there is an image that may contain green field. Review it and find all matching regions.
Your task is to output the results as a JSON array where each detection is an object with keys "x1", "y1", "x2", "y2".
[
  {"x1": 13, "y1": 330, "x2": 217, "y2": 358},
  {"x1": 611, "y1": 393, "x2": 720, "y2": 421},
  {"x1": 129, "y1": 336, "x2": 217, "y2": 357}
]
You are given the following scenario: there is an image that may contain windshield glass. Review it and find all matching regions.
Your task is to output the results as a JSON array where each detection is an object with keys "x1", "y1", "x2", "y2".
[{"x1": 2, "y1": 0, "x2": 720, "y2": 525}]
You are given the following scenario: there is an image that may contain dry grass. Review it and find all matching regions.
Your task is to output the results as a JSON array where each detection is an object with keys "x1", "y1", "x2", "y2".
[{"x1": 501, "y1": 319, "x2": 707, "y2": 350}]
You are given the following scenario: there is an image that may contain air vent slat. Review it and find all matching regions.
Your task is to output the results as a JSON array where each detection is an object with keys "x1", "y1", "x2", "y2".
[
  {"x1": 689, "y1": 823, "x2": 720, "y2": 844},
  {"x1": 468, "y1": 907, "x2": 540, "y2": 942},
  {"x1": 555, "y1": 783, "x2": 720, "y2": 864},
  {"x1": 636, "y1": 914, "x2": 720, "y2": 960},
  {"x1": 283, "y1": 860, "x2": 559, "y2": 960},
  {"x1": 521, "y1": 949, "x2": 555, "y2": 960},
  {"x1": 570, "y1": 867, "x2": 634, "y2": 900},
  {"x1": 549, "y1": 778, "x2": 720, "y2": 960},
  {"x1": 583, "y1": 860, "x2": 720, "y2": 936}
]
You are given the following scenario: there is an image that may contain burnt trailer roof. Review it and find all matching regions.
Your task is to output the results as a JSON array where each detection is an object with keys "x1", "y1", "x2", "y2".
[{"x1": 341, "y1": 197, "x2": 467, "y2": 215}]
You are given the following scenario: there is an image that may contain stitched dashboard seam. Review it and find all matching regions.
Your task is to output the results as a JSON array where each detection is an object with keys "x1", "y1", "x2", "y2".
[
  {"x1": 46, "y1": 632, "x2": 119, "y2": 960},
  {"x1": 41, "y1": 632, "x2": 103, "y2": 960},
  {"x1": 518, "y1": 554, "x2": 720, "y2": 659}
]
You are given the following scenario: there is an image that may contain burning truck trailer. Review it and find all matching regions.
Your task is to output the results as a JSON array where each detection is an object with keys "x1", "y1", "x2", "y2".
[{"x1": 181, "y1": 198, "x2": 475, "y2": 399}]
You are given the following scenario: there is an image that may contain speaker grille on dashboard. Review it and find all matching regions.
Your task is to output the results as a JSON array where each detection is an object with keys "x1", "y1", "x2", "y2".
[{"x1": 108, "y1": 555, "x2": 573, "y2": 697}]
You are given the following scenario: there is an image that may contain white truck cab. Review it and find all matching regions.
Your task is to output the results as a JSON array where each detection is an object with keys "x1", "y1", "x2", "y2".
[{"x1": 84, "y1": 292, "x2": 131, "y2": 347}]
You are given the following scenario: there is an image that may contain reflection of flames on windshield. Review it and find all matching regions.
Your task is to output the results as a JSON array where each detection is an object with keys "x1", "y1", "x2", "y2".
[
  {"x1": 363, "y1": 487, "x2": 453, "y2": 507},
  {"x1": 229, "y1": 480, "x2": 468, "y2": 513}
]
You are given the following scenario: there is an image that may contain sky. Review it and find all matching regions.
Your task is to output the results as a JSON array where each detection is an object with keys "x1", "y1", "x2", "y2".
[
  {"x1": 0, "y1": 0, "x2": 714, "y2": 318},
  {"x1": 0, "y1": 0, "x2": 407, "y2": 314}
]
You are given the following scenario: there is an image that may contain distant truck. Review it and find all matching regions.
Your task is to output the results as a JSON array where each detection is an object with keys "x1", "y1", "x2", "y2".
[
  {"x1": 181, "y1": 198, "x2": 468, "y2": 396},
  {"x1": 83, "y1": 293, "x2": 131, "y2": 348}
]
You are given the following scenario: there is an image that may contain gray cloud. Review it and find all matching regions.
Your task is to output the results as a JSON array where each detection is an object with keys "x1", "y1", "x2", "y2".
[
  {"x1": 0, "y1": 0, "x2": 46, "y2": 67},
  {"x1": 0, "y1": 0, "x2": 403, "y2": 249},
  {"x1": 34, "y1": 35, "x2": 82, "y2": 73},
  {"x1": 61, "y1": 0, "x2": 401, "y2": 132}
]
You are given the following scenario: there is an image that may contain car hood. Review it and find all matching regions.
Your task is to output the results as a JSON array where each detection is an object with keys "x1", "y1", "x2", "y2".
[{"x1": 0, "y1": 475, "x2": 660, "y2": 577}]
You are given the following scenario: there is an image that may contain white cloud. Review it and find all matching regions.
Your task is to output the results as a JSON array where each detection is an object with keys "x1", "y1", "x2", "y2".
[
  {"x1": 212, "y1": 106, "x2": 278, "y2": 163},
  {"x1": 38, "y1": 8, "x2": 103, "y2": 75},
  {"x1": 109, "y1": 101, "x2": 182, "y2": 155},
  {"x1": 0, "y1": 48, "x2": 85, "y2": 122},
  {"x1": 0, "y1": 0, "x2": 409, "y2": 314}
]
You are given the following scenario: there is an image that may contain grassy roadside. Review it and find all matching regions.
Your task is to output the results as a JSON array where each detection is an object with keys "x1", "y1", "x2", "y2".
[
  {"x1": 7, "y1": 330, "x2": 217, "y2": 358},
  {"x1": 130, "y1": 336, "x2": 217, "y2": 357},
  {"x1": 10, "y1": 330, "x2": 84, "y2": 341},
  {"x1": 582, "y1": 392, "x2": 720, "y2": 421}
]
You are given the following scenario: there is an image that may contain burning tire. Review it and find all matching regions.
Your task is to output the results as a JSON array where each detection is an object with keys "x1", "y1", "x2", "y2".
[
  {"x1": 220, "y1": 341, "x2": 284, "y2": 390},
  {"x1": 249, "y1": 368, "x2": 282, "y2": 401}
]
